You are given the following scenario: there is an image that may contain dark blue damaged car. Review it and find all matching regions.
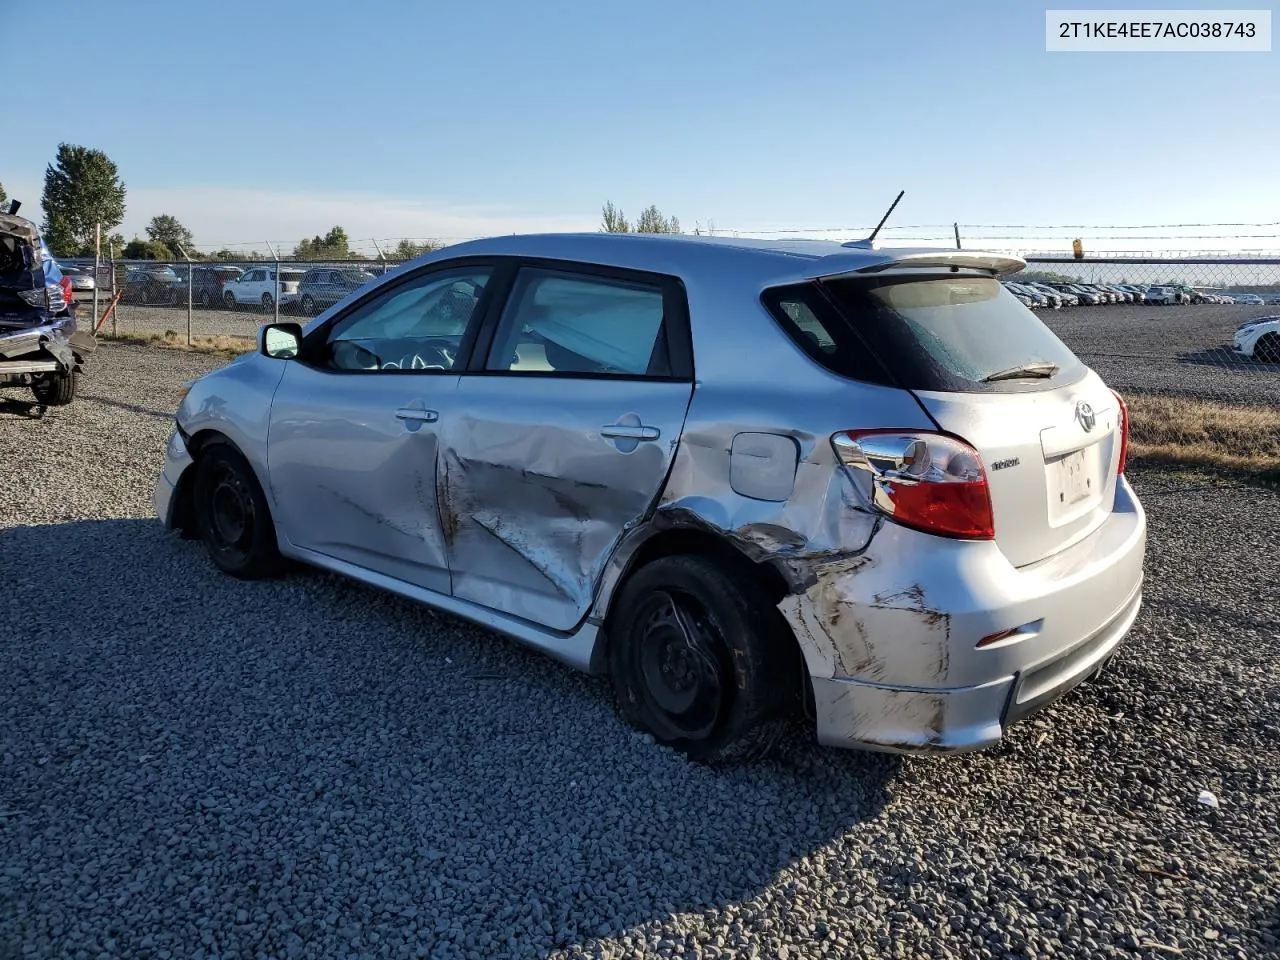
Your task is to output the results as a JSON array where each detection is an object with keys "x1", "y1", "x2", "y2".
[{"x1": 0, "y1": 205, "x2": 95, "y2": 406}]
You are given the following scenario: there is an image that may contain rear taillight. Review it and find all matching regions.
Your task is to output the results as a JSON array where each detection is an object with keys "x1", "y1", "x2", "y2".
[
  {"x1": 832, "y1": 430, "x2": 995, "y2": 540},
  {"x1": 60, "y1": 275, "x2": 74, "y2": 304},
  {"x1": 1111, "y1": 390, "x2": 1129, "y2": 475}
]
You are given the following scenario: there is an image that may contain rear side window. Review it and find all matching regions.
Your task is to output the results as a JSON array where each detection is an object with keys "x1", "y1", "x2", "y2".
[{"x1": 824, "y1": 276, "x2": 1084, "y2": 394}]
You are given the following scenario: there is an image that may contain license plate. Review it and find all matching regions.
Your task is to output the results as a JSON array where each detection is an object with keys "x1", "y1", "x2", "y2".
[{"x1": 1056, "y1": 449, "x2": 1091, "y2": 505}]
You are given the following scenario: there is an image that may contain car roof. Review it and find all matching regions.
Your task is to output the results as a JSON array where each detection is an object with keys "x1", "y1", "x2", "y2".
[{"x1": 410, "y1": 233, "x2": 1026, "y2": 285}]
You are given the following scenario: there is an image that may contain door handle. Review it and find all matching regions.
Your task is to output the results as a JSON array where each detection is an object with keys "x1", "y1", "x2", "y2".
[
  {"x1": 600, "y1": 424, "x2": 659, "y2": 441},
  {"x1": 395, "y1": 407, "x2": 439, "y2": 423}
]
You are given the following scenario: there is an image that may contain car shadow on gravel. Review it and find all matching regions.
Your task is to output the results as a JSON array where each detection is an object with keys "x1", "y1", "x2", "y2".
[
  {"x1": 1, "y1": 518, "x2": 901, "y2": 958},
  {"x1": 1177, "y1": 347, "x2": 1279, "y2": 370}
]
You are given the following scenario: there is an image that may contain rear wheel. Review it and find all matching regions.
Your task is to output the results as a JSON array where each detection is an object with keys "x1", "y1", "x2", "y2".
[
  {"x1": 608, "y1": 555, "x2": 796, "y2": 764},
  {"x1": 192, "y1": 442, "x2": 284, "y2": 579},
  {"x1": 31, "y1": 371, "x2": 77, "y2": 406},
  {"x1": 199, "y1": 289, "x2": 213, "y2": 308},
  {"x1": 261, "y1": 293, "x2": 275, "y2": 313},
  {"x1": 300, "y1": 295, "x2": 316, "y2": 317},
  {"x1": 1255, "y1": 333, "x2": 1280, "y2": 363}
]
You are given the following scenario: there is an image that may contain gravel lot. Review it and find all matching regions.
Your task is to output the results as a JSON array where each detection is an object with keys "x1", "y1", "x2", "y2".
[
  {"x1": 99, "y1": 299, "x2": 1280, "y2": 407},
  {"x1": 1, "y1": 342, "x2": 1277, "y2": 959}
]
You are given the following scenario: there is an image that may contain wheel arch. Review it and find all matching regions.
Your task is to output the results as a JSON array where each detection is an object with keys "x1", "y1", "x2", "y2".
[
  {"x1": 171, "y1": 429, "x2": 265, "y2": 537},
  {"x1": 592, "y1": 522, "x2": 808, "y2": 710}
]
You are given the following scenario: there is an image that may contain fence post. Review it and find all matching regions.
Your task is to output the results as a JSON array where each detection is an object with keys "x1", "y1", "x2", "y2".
[
  {"x1": 954, "y1": 222, "x2": 961, "y2": 250},
  {"x1": 110, "y1": 257, "x2": 117, "y2": 338},
  {"x1": 178, "y1": 245, "x2": 193, "y2": 346},
  {"x1": 92, "y1": 223, "x2": 101, "y2": 327},
  {"x1": 265, "y1": 241, "x2": 281, "y2": 327}
]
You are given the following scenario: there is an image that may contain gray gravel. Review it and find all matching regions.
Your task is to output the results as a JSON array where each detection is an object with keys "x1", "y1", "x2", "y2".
[
  {"x1": 1043, "y1": 303, "x2": 1280, "y2": 406},
  {"x1": 2, "y1": 342, "x2": 1277, "y2": 959}
]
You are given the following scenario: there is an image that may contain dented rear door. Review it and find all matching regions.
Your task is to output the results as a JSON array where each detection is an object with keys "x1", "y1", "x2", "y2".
[{"x1": 441, "y1": 263, "x2": 694, "y2": 632}]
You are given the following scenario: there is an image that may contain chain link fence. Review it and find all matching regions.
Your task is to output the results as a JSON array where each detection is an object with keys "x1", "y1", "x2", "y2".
[
  {"x1": 60, "y1": 256, "x2": 415, "y2": 344},
  {"x1": 1012, "y1": 255, "x2": 1280, "y2": 409},
  {"x1": 60, "y1": 250, "x2": 1280, "y2": 410}
]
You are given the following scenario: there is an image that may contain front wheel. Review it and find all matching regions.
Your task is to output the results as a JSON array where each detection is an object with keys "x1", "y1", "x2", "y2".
[
  {"x1": 608, "y1": 555, "x2": 797, "y2": 764},
  {"x1": 31, "y1": 371, "x2": 77, "y2": 406},
  {"x1": 223, "y1": 291, "x2": 236, "y2": 309},
  {"x1": 192, "y1": 442, "x2": 284, "y2": 579},
  {"x1": 199, "y1": 290, "x2": 213, "y2": 308}
]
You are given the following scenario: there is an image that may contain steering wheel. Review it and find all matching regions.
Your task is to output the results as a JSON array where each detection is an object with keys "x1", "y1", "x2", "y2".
[{"x1": 388, "y1": 337, "x2": 456, "y2": 370}]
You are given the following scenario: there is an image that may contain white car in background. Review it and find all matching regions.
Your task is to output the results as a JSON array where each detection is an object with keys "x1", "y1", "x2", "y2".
[
  {"x1": 220, "y1": 266, "x2": 308, "y2": 311},
  {"x1": 1145, "y1": 286, "x2": 1179, "y2": 305},
  {"x1": 1233, "y1": 315, "x2": 1280, "y2": 362}
]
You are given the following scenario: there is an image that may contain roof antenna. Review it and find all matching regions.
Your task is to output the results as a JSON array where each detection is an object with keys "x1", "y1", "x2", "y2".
[{"x1": 844, "y1": 190, "x2": 904, "y2": 248}]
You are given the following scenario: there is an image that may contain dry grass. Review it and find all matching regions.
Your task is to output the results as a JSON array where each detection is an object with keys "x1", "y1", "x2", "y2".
[
  {"x1": 1127, "y1": 393, "x2": 1280, "y2": 484},
  {"x1": 99, "y1": 330, "x2": 255, "y2": 360}
]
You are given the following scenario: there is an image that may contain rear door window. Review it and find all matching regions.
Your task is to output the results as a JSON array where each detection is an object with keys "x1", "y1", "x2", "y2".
[{"x1": 483, "y1": 267, "x2": 686, "y2": 378}]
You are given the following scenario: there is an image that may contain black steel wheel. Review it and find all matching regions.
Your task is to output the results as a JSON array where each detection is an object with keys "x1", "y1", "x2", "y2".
[
  {"x1": 608, "y1": 555, "x2": 798, "y2": 764},
  {"x1": 1255, "y1": 333, "x2": 1280, "y2": 363},
  {"x1": 192, "y1": 442, "x2": 283, "y2": 579}
]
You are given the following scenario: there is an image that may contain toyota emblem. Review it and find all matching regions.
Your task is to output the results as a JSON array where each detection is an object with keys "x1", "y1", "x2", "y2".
[{"x1": 1076, "y1": 401, "x2": 1096, "y2": 432}]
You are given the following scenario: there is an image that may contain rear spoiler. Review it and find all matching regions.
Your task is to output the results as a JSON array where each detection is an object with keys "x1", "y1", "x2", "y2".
[{"x1": 812, "y1": 248, "x2": 1028, "y2": 280}]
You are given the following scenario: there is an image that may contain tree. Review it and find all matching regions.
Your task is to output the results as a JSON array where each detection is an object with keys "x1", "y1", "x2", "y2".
[
  {"x1": 601, "y1": 201, "x2": 630, "y2": 233},
  {"x1": 393, "y1": 239, "x2": 440, "y2": 260},
  {"x1": 293, "y1": 226, "x2": 350, "y2": 259},
  {"x1": 40, "y1": 143, "x2": 127, "y2": 256},
  {"x1": 0, "y1": 182, "x2": 6, "y2": 208},
  {"x1": 146, "y1": 214, "x2": 194, "y2": 256},
  {"x1": 634, "y1": 205, "x2": 680, "y2": 234},
  {"x1": 123, "y1": 238, "x2": 173, "y2": 260}
]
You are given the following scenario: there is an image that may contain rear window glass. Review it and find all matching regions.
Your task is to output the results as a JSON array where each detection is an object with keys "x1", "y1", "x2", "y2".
[{"x1": 766, "y1": 276, "x2": 1085, "y2": 394}]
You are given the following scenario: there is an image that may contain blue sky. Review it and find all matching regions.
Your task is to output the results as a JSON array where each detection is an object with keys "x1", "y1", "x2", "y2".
[{"x1": 4, "y1": 0, "x2": 1277, "y2": 253}]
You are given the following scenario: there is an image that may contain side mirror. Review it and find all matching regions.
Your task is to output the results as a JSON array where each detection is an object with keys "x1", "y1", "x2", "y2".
[{"x1": 260, "y1": 322, "x2": 303, "y2": 359}]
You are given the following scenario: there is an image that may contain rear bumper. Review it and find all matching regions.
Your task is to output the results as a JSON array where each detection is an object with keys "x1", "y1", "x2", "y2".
[{"x1": 793, "y1": 477, "x2": 1147, "y2": 754}]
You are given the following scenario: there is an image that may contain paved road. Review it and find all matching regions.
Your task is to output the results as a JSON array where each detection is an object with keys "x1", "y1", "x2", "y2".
[{"x1": 1, "y1": 342, "x2": 1277, "y2": 958}]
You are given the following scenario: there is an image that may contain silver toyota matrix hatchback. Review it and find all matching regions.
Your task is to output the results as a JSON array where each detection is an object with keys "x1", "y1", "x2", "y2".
[{"x1": 155, "y1": 234, "x2": 1147, "y2": 763}]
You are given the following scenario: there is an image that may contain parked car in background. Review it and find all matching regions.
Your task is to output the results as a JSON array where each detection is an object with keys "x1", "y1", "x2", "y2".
[
  {"x1": 155, "y1": 234, "x2": 1145, "y2": 763},
  {"x1": 1002, "y1": 282, "x2": 1050, "y2": 308},
  {"x1": 1231, "y1": 293, "x2": 1264, "y2": 305},
  {"x1": 1117, "y1": 285, "x2": 1148, "y2": 304},
  {"x1": 1265, "y1": 294, "x2": 1280, "y2": 305},
  {"x1": 1145, "y1": 286, "x2": 1179, "y2": 305},
  {"x1": 220, "y1": 266, "x2": 307, "y2": 311},
  {"x1": 1026, "y1": 282, "x2": 1076, "y2": 306},
  {"x1": 123, "y1": 265, "x2": 184, "y2": 304},
  {"x1": 295, "y1": 267, "x2": 378, "y2": 316},
  {"x1": 1055, "y1": 283, "x2": 1102, "y2": 305},
  {"x1": 172, "y1": 265, "x2": 244, "y2": 307},
  {"x1": 1233, "y1": 315, "x2": 1280, "y2": 362},
  {"x1": 58, "y1": 263, "x2": 96, "y2": 293}
]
